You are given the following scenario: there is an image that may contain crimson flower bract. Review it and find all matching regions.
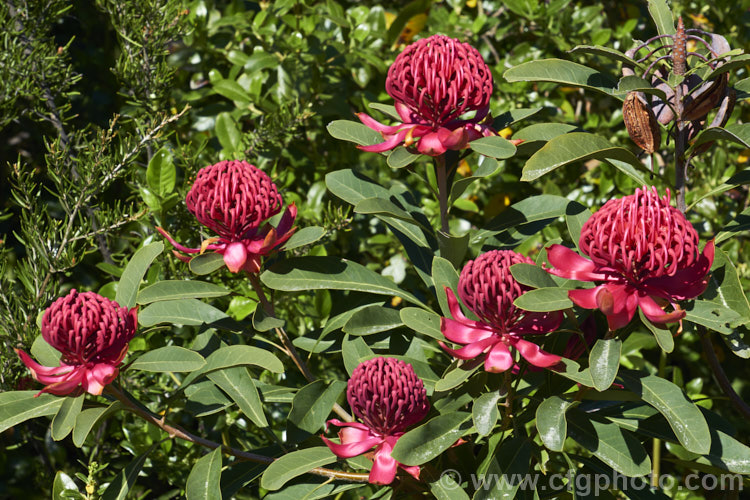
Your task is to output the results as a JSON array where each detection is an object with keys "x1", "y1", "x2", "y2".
[
  {"x1": 322, "y1": 357, "x2": 429, "y2": 485},
  {"x1": 157, "y1": 160, "x2": 296, "y2": 273},
  {"x1": 546, "y1": 186, "x2": 714, "y2": 330},
  {"x1": 440, "y1": 250, "x2": 563, "y2": 373},
  {"x1": 16, "y1": 289, "x2": 137, "y2": 396},
  {"x1": 358, "y1": 34, "x2": 495, "y2": 156}
]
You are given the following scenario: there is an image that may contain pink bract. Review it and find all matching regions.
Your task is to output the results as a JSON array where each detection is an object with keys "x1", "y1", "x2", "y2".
[
  {"x1": 440, "y1": 250, "x2": 563, "y2": 373},
  {"x1": 357, "y1": 34, "x2": 495, "y2": 156},
  {"x1": 157, "y1": 160, "x2": 296, "y2": 274},
  {"x1": 16, "y1": 289, "x2": 137, "y2": 396},
  {"x1": 546, "y1": 186, "x2": 714, "y2": 331},
  {"x1": 321, "y1": 357, "x2": 429, "y2": 485}
]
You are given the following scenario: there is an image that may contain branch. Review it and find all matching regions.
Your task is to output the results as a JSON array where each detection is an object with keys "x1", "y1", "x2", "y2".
[{"x1": 698, "y1": 327, "x2": 750, "y2": 419}]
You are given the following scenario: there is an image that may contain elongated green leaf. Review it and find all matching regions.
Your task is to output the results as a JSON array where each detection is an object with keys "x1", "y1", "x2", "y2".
[
  {"x1": 186, "y1": 448, "x2": 222, "y2": 500},
  {"x1": 354, "y1": 197, "x2": 416, "y2": 225},
  {"x1": 510, "y1": 263, "x2": 557, "y2": 289},
  {"x1": 619, "y1": 370, "x2": 710, "y2": 454},
  {"x1": 492, "y1": 107, "x2": 544, "y2": 130},
  {"x1": 369, "y1": 102, "x2": 401, "y2": 120},
  {"x1": 522, "y1": 132, "x2": 643, "y2": 181},
  {"x1": 474, "y1": 437, "x2": 532, "y2": 500},
  {"x1": 260, "y1": 447, "x2": 337, "y2": 491},
  {"x1": 648, "y1": 0, "x2": 675, "y2": 36},
  {"x1": 288, "y1": 380, "x2": 347, "y2": 433},
  {"x1": 716, "y1": 206, "x2": 750, "y2": 245},
  {"x1": 513, "y1": 287, "x2": 572, "y2": 311},
  {"x1": 387, "y1": 146, "x2": 421, "y2": 168},
  {"x1": 137, "y1": 280, "x2": 229, "y2": 304},
  {"x1": 0, "y1": 391, "x2": 64, "y2": 433},
  {"x1": 689, "y1": 123, "x2": 750, "y2": 153},
  {"x1": 400, "y1": 307, "x2": 443, "y2": 340},
  {"x1": 504, "y1": 59, "x2": 618, "y2": 96},
  {"x1": 129, "y1": 346, "x2": 206, "y2": 372},
  {"x1": 614, "y1": 75, "x2": 668, "y2": 101},
  {"x1": 189, "y1": 253, "x2": 226, "y2": 275},
  {"x1": 536, "y1": 396, "x2": 574, "y2": 452},
  {"x1": 325, "y1": 169, "x2": 390, "y2": 205},
  {"x1": 684, "y1": 300, "x2": 743, "y2": 334},
  {"x1": 450, "y1": 156, "x2": 500, "y2": 203},
  {"x1": 209, "y1": 367, "x2": 268, "y2": 427},
  {"x1": 513, "y1": 122, "x2": 578, "y2": 142},
  {"x1": 567, "y1": 410, "x2": 651, "y2": 477},
  {"x1": 705, "y1": 247, "x2": 750, "y2": 322},
  {"x1": 468, "y1": 136, "x2": 516, "y2": 159},
  {"x1": 432, "y1": 256, "x2": 459, "y2": 317},
  {"x1": 473, "y1": 391, "x2": 501, "y2": 436},
  {"x1": 73, "y1": 402, "x2": 123, "y2": 447},
  {"x1": 391, "y1": 412, "x2": 471, "y2": 466},
  {"x1": 261, "y1": 256, "x2": 424, "y2": 307},
  {"x1": 569, "y1": 45, "x2": 641, "y2": 69},
  {"x1": 341, "y1": 335, "x2": 374, "y2": 376},
  {"x1": 565, "y1": 203, "x2": 592, "y2": 251},
  {"x1": 589, "y1": 339, "x2": 622, "y2": 391},
  {"x1": 282, "y1": 226, "x2": 326, "y2": 251},
  {"x1": 343, "y1": 305, "x2": 403, "y2": 335},
  {"x1": 51, "y1": 394, "x2": 84, "y2": 441},
  {"x1": 554, "y1": 358, "x2": 595, "y2": 386},
  {"x1": 434, "y1": 360, "x2": 481, "y2": 392},
  {"x1": 138, "y1": 298, "x2": 229, "y2": 327},
  {"x1": 53, "y1": 471, "x2": 79, "y2": 498},
  {"x1": 146, "y1": 147, "x2": 176, "y2": 197},
  {"x1": 689, "y1": 168, "x2": 750, "y2": 211},
  {"x1": 639, "y1": 309, "x2": 674, "y2": 352},
  {"x1": 213, "y1": 79, "x2": 250, "y2": 102},
  {"x1": 101, "y1": 445, "x2": 156, "y2": 500},
  {"x1": 31, "y1": 334, "x2": 62, "y2": 366},
  {"x1": 326, "y1": 120, "x2": 381, "y2": 146},
  {"x1": 116, "y1": 242, "x2": 164, "y2": 309},
  {"x1": 473, "y1": 195, "x2": 572, "y2": 243},
  {"x1": 706, "y1": 429, "x2": 750, "y2": 474},
  {"x1": 430, "y1": 472, "x2": 470, "y2": 500}
]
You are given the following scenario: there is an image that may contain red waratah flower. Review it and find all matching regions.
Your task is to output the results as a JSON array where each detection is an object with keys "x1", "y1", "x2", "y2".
[
  {"x1": 546, "y1": 186, "x2": 714, "y2": 331},
  {"x1": 357, "y1": 34, "x2": 495, "y2": 156},
  {"x1": 440, "y1": 250, "x2": 564, "y2": 373},
  {"x1": 157, "y1": 160, "x2": 296, "y2": 273},
  {"x1": 15, "y1": 290, "x2": 137, "y2": 396},
  {"x1": 322, "y1": 357, "x2": 430, "y2": 485}
]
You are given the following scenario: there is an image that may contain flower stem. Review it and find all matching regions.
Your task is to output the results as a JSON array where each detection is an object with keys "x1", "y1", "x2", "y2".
[
  {"x1": 105, "y1": 384, "x2": 368, "y2": 482},
  {"x1": 435, "y1": 154, "x2": 450, "y2": 234},
  {"x1": 651, "y1": 349, "x2": 666, "y2": 487},
  {"x1": 247, "y1": 273, "x2": 353, "y2": 423}
]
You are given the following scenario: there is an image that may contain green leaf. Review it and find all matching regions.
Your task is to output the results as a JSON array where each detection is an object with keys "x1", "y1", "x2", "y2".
[
  {"x1": 189, "y1": 253, "x2": 226, "y2": 275},
  {"x1": 706, "y1": 429, "x2": 750, "y2": 474},
  {"x1": 569, "y1": 45, "x2": 641, "y2": 69},
  {"x1": 138, "y1": 298, "x2": 229, "y2": 327},
  {"x1": 387, "y1": 146, "x2": 421, "y2": 168},
  {"x1": 186, "y1": 448, "x2": 222, "y2": 500},
  {"x1": 0, "y1": 391, "x2": 64, "y2": 434},
  {"x1": 213, "y1": 79, "x2": 251, "y2": 102},
  {"x1": 260, "y1": 447, "x2": 337, "y2": 491},
  {"x1": 510, "y1": 263, "x2": 557, "y2": 289},
  {"x1": 513, "y1": 122, "x2": 578, "y2": 142},
  {"x1": 689, "y1": 123, "x2": 750, "y2": 154},
  {"x1": 434, "y1": 360, "x2": 481, "y2": 392},
  {"x1": 430, "y1": 472, "x2": 470, "y2": 500},
  {"x1": 492, "y1": 107, "x2": 544, "y2": 130},
  {"x1": 468, "y1": 136, "x2": 517, "y2": 159},
  {"x1": 73, "y1": 402, "x2": 122, "y2": 447},
  {"x1": 51, "y1": 393, "x2": 84, "y2": 441},
  {"x1": 261, "y1": 256, "x2": 425, "y2": 307},
  {"x1": 565, "y1": 203, "x2": 592, "y2": 251},
  {"x1": 648, "y1": 0, "x2": 675, "y2": 36},
  {"x1": 325, "y1": 169, "x2": 390, "y2": 205},
  {"x1": 716, "y1": 206, "x2": 750, "y2": 245},
  {"x1": 341, "y1": 335, "x2": 374, "y2": 376},
  {"x1": 354, "y1": 197, "x2": 416, "y2": 225},
  {"x1": 385, "y1": 0, "x2": 432, "y2": 45},
  {"x1": 589, "y1": 338, "x2": 621, "y2": 391},
  {"x1": 567, "y1": 410, "x2": 651, "y2": 477},
  {"x1": 129, "y1": 346, "x2": 206, "y2": 372},
  {"x1": 555, "y1": 358, "x2": 595, "y2": 386},
  {"x1": 136, "y1": 280, "x2": 229, "y2": 304},
  {"x1": 53, "y1": 471, "x2": 79, "y2": 498},
  {"x1": 391, "y1": 412, "x2": 471, "y2": 466},
  {"x1": 209, "y1": 367, "x2": 268, "y2": 427},
  {"x1": 513, "y1": 287, "x2": 572, "y2": 311},
  {"x1": 101, "y1": 444, "x2": 156, "y2": 500},
  {"x1": 522, "y1": 132, "x2": 643, "y2": 181},
  {"x1": 400, "y1": 307, "x2": 443, "y2": 340},
  {"x1": 146, "y1": 147, "x2": 176, "y2": 197},
  {"x1": 619, "y1": 370, "x2": 710, "y2": 454},
  {"x1": 368, "y1": 102, "x2": 401, "y2": 121},
  {"x1": 31, "y1": 334, "x2": 62, "y2": 366},
  {"x1": 639, "y1": 309, "x2": 674, "y2": 352},
  {"x1": 504, "y1": 59, "x2": 618, "y2": 96},
  {"x1": 116, "y1": 242, "x2": 164, "y2": 310},
  {"x1": 343, "y1": 305, "x2": 403, "y2": 335},
  {"x1": 252, "y1": 306, "x2": 285, "y2": 332},
  {"x1": 689, "y1": 168, "x2": 750, "y2": 211},
  {"x1": 536, "y1": 396, "x2": 574, "y2": 452},
  {"x1": 243, "y1": 51, "x2": 278, "y2": 73},
  {"x1": 432, "y1": 256, "x2": 459, "y2": 317},
  {"x1": 473, "y1": 195, "x2": 573, "y2": 243},
  {"x1": 215, "y1": 112, "x2": 242, "y2": 153},
  {"x1": 437, "y1": 231, "x2": 469, "y2": 269},
  {"x1": 326, "y1": 120, "x2": 381, "y2": 146},
  {"x1": 282, "y1": 226, "x2": 326, "y2": 251},
  {"x1": 684, "y1": 300, "x2": 743, "y2": 334},
  {"x1": 181, "y1": 345, "x2": 284, "y2": 389},
  {"x1": 450, "y1": 156, "x2": 500, "y2": 203},
  {"x1": 288, "y1": 380, "x2": 347, "y2": 433},
  {"x1": 473, "y1": 391, "x2": 501, "y2": 436}
]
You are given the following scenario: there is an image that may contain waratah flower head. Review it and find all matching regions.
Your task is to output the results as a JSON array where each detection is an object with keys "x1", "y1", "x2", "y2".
[
  {"x1": 440, "y1": 250, "x2": 563, "y2": 373},
  {"x1": 357, "y1": 34, "x2": 496, "y2": 156},
  {"x1": 322, "y1": 358, "x2": 429, "y2": 485},
  {"x1": 157, "y1": 160, "x2": 296, "y2": 274},
  {"x1": 16, "y1": 289, "x2": 137, "y2": 396},
  {"x1": 547, "y1": 186, "x2": 714, "y2": 330}
]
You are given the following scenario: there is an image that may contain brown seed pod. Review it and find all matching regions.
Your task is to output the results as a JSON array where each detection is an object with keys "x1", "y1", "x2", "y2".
[
  {"x1": 623, "y1": 92, "x2": 662, "y2": 154},
  {"x1": 683, "y1": 73, "x2": 728, "y2": 122}
]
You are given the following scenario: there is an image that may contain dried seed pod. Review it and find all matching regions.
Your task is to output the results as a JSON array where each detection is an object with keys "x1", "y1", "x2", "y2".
[
  {"x1": 692, "y1": 88, "x2": 737, "y2": 155},
  {"x1": 623, "y1": 92, "x2": 662, "y2": 154},
  {"x1": 683, "y1": 73, "x2": 728, "y2": 121}
]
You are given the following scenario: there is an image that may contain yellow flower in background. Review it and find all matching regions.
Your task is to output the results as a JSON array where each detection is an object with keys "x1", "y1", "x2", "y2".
[
  {"x1": 739, "y1": 149, "x2": 750, "y2": 163},
  {"x1": 457, "y1": 159, "x2": 472, "y2": 177}
]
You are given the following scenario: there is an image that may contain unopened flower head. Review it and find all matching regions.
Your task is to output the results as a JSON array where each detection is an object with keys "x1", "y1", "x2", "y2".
[
  {"x1": 16, "y1": 289, "x2": 137, "y2": 396},
  {"x1": 157, "y1": 160, "x2": 296, "y2": 274},
  {"x1": 547, "y1": 186, "x2": 714, "y2": 330},
  {"x1": 440, "y1": 250, "x2": 563, "y2": 373},
  {"x1": 322, "y1": 358, "x2": 429, "y2": 485}
]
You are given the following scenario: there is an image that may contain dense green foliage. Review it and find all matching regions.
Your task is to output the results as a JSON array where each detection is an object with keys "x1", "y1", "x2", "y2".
[{"x1": 1, "y1": 0, "x2": 750, "y2": 498}]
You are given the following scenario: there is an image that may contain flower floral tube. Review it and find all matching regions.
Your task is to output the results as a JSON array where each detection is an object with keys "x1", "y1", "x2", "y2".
[
  {"x1": 157, "y1": 160, "x2": 296, "y2": 273},
  {"x1": 16, "y1": 289, "x2": 137, "y2": 396},
  {"x1": 546, "y1": 186, "x2": 714, "y2": 331},
  {"x1": 358, "y1": 34, "x2": 496, "y2": 156},
  {"x1": 321, "y1": 357, "x2": 430, "y2": 484},
  {"x1": 440, "y1": 250, "x2": 563, "y2": 373}
]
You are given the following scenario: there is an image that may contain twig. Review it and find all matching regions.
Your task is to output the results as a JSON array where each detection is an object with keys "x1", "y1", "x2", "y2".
[{"x1": 698, "y1": 327, "x2": 750, "y2": 419}]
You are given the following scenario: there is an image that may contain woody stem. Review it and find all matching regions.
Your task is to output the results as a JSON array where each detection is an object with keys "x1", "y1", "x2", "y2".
[
  {"x1": 435, "y1": 154, "x2": 450, "y2": 233},
  {"x1": 674, "y1": 81, "x2": 689, "y2": 213}
]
